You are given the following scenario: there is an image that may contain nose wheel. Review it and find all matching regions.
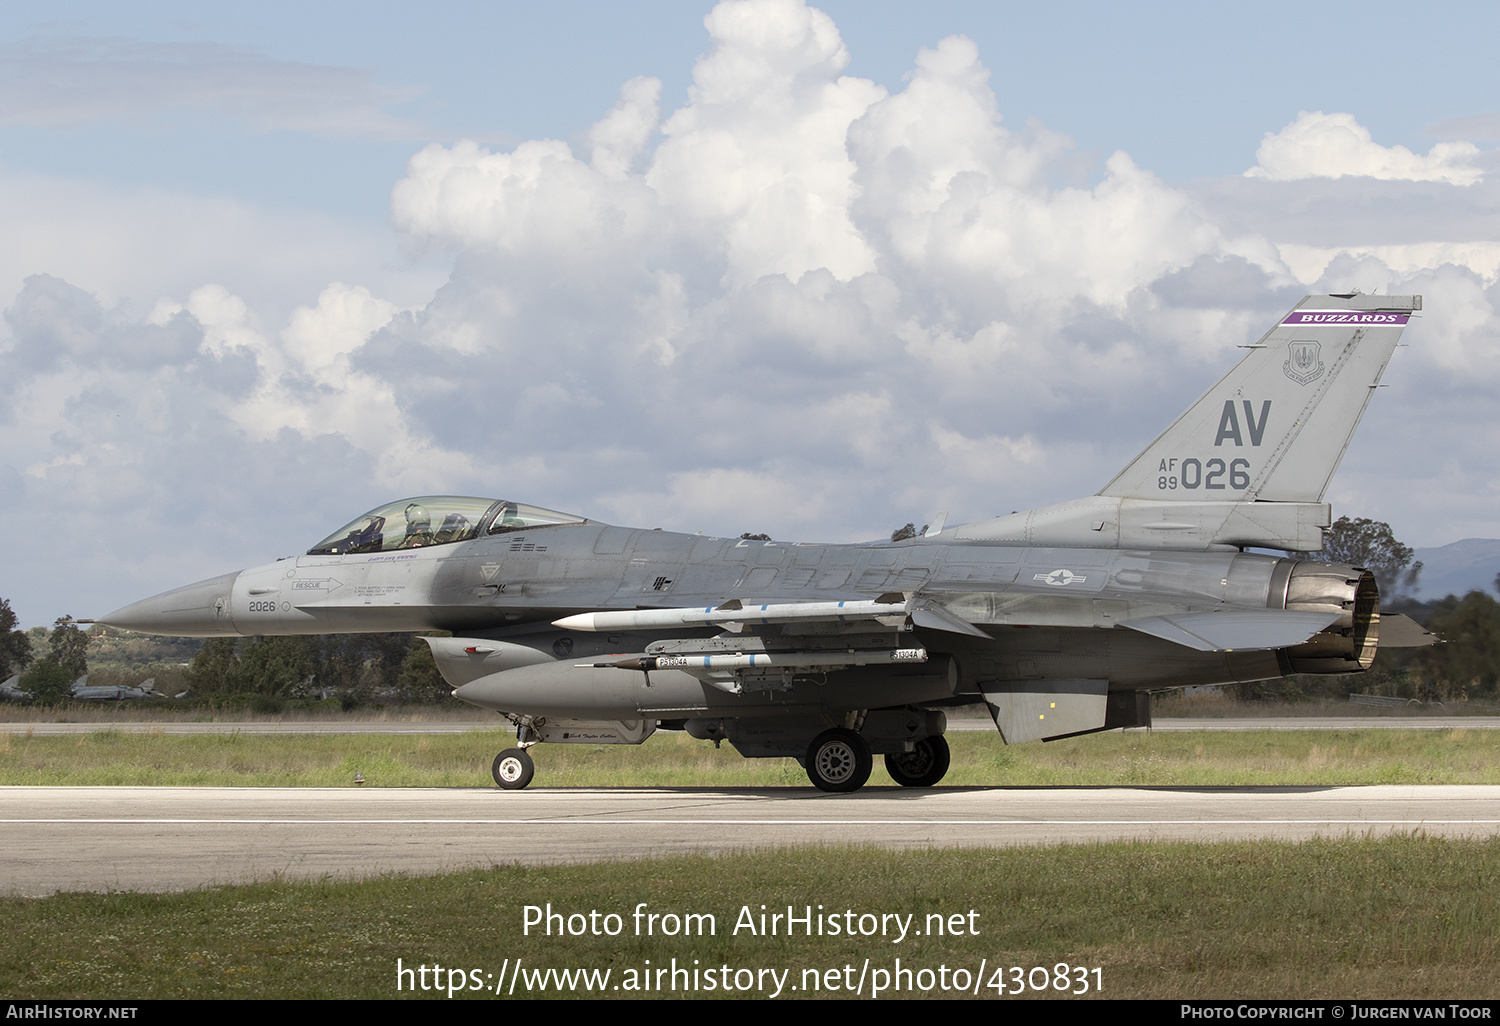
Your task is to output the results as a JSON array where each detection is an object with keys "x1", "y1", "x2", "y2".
[{"x1": 492, "y1": 748, "x2": 535, "y2": 790}]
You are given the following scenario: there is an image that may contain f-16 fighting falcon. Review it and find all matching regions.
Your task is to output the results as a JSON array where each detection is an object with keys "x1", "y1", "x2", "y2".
[{"x1": 99, "y1": 294, "x2": 1434, "y2": 792}]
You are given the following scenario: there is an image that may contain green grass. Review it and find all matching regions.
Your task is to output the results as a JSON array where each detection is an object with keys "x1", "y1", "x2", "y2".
[
  {"x1": 4, "y1": 837, "x2": 1498, "y2": 999},
  {"x1": 2, "y1": 727, "x2": 1499, "y2": 787}
]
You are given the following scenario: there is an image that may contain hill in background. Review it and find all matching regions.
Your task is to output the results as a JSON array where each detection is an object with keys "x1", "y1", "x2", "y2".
[{"x1": 1411, "y1": 539, "x2": 1500, "y2": 600}]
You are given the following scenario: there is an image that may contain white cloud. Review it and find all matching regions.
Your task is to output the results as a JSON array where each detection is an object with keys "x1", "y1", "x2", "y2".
[
  {"x1": 647, "y1": 0, "x2": 883, "y2": 285},
  {"x1": 588, "y1": 76, "x2": 662, "y2": 180},
  {"x1": 607, "y1": 467, "x2": 834, "y2": 537},
  {"x1": 391, "y1": 137, "x2": 664, "y2": 268},
  {"x1": 1247, "y1": 110, "x2": 1482, "y2": 185},
  {"x1": 281, "y1": 282, "x2": 400, "y2": 375},
  {"x1": 1276, "y1": 242, "x2": 1500, "y2": 288},
  {"x1": 0, "y1": 168, "x2": 447, "y2": 317},
  {"x1": 846, "y1": 36, "x2": 1226, "y2": 314},
  {"x1": 393, "y1": 0, "x2": 885, "y2": 287},
  {"x1": 0, "y1": 36, "x2": 427, "y2": 138}
]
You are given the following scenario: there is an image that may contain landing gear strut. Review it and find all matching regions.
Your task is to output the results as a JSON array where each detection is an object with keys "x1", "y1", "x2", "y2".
[
  {"x1": 804, "y1": 728, "x2": 873, "y2": 793},
  {"x1": 492, "y1": 748, "x2": 535, "y2": 790},
  {"x1": 884, "y1": 735, "x2": 951, "y2": 787}
]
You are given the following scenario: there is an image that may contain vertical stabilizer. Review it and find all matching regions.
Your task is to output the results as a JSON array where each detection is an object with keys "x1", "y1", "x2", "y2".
[{"x1": 1100, "y1": 294, "x2": 1418, "y2": 503}]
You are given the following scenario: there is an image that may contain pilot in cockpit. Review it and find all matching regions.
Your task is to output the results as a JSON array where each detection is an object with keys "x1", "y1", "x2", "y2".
[{"x1": 401, "y1": 502, "x2": 434, "y2": 547}]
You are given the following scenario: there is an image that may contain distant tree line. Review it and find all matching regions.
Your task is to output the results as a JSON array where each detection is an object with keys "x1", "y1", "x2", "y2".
[
  {"x1": 0, "y1": 601, "x2": 451, "y2": 708},
  {"x1": 0, "y1": 599, "x2": 31, "y2": 679},
  {"x1": 186, "y1": 633, "x2": 450, "y2": 708},
  {"x1": 1380, "y1": 589, "x2": 1500, "y2": 703},
  {"x1": 1, "y1": 607, "x2": 90, "y2": 704}
]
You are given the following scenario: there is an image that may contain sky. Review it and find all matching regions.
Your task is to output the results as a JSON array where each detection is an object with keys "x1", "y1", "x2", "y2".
[{"x1": 3, "y1": 0, "x2": 1499, "y2": 625}]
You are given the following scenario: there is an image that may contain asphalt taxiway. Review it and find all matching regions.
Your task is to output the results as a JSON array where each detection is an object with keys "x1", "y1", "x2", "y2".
[{"x1": 4, "y1": 784, "x2": 1497, "y2": 896}]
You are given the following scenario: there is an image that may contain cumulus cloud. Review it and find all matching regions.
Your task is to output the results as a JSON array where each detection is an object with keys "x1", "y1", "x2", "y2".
[
  {"x1": 0, "y1": 168, "x2": 447, "y2": 317},
  {"x1": 0, "y1": 272, "x2": 476, "y2": 613},
  {"x1": 1247, "y1": 110, "x2": 1481, "y2": 185},
  {"x1": 4, "y1": 0, "x2": 1500, "y2": 623},
  {"x1": 0, "y1": 35, "x2": 427, "y2": 138},
  {"x1": 848, "y1": 36, "x2": 1222, "y2": 315},
  {"x1": 588, "y1": 76, "x2": 663, "y2": 180}
]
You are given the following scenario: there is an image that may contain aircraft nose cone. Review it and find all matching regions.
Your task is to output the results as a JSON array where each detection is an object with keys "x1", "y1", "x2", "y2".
[{"x1": 98, "y1": 570, "x2": 242, "y2": 636}]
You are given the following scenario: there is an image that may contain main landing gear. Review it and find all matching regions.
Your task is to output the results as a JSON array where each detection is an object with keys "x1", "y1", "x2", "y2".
[
  {"x1": 492, "y1": 748, "x2": 535, "y2": 790},
  {"x1": 803, "y1": 729, "x2": 952, "y2": 792},
  {"x1": 883, "y1": 735, "x2": 951, "y2": 788},
  {"x1": 804, "y1": 728, "x2": 873, "y2": 793}
]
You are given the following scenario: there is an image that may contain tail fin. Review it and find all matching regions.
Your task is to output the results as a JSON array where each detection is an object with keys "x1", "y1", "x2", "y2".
[
  {"x1": 1100, "y1": 294, "x2": 1419, "y2": 502},
  {"x1": 948, "y1": 294, "x2": 1418, "y2": 551}
]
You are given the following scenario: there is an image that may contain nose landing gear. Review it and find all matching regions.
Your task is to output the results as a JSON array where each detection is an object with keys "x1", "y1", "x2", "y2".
[{"x1": 492, "y1": 748, "x2": 535, "y2": 789}]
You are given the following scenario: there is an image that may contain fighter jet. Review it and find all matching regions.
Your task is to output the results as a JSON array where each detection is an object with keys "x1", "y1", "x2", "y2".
[
  {"x1": 100, "y1": 293, "x2": 1433, "y2": 792},
  {"x1": 0, "y1": 674, "x2": 167, "y2": 702},
  {"x1": 69, "y1": 676, "x2": 166, "y2": 701}
]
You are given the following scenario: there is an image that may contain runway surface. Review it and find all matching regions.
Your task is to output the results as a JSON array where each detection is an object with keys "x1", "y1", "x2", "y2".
[
  {"x1": 4, "y1": 716, "x2": 1495, "y2": 735},
  {"x1": 4, "y1": 784, "x2": 1497, "y2": 896}
]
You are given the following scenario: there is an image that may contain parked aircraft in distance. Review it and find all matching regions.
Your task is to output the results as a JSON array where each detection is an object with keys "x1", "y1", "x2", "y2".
[
  {"x1": 70, "y1": 676, "x2": 169, "y2": 701},
  {"x1": 0, "y1": 674, "x2": 169, "y2": 701},
  {"x1": 99, "y1": 294, "x2": 1434, "y2": 792}
]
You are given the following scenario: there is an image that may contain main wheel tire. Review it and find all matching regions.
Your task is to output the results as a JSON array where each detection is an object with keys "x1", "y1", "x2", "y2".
[
  {"x1": 804, "y1": 728, "x2": 873, "y2": 793},
  {"x1": 884, "y1": 735, "x2": 951, "y2": 787},
  {"x1": 492, "y1": 748, "x2": 535, "y2": 790}
]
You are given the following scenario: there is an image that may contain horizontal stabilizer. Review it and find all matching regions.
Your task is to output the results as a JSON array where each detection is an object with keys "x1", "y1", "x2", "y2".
[
  {"x1": 1378, "y1": 613, "x2": 1438, "y2": 648},
  {"x1": 1120, "y1": 609, "x2": 1343, "y2": 652}
]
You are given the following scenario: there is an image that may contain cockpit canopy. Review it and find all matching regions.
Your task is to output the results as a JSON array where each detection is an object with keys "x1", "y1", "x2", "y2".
[{"x1": 307, "y1": 496, "x2": 587, "y2": 555}]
